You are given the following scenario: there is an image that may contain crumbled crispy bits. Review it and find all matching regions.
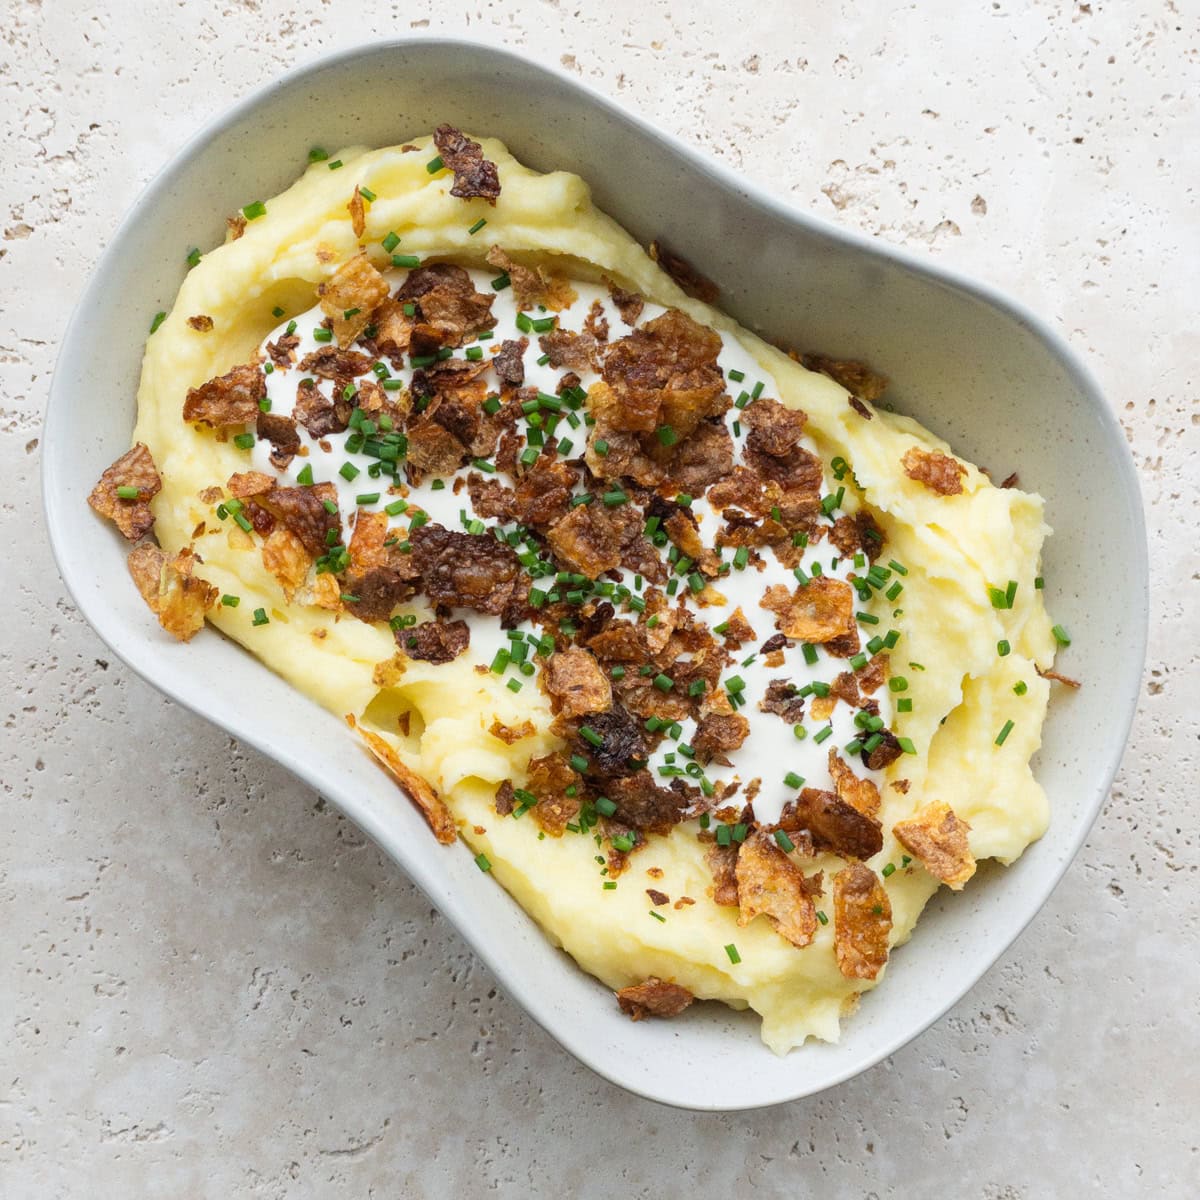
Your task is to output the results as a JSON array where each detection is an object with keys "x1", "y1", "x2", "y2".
[
  {"x1": 832, "y1": 863, "x2": 892, "y2": 980},
  {"x1": 348, "y1": 186, "x2": 366, "y2": 238},
  {"x1": 397, "y1": 619, "x2": 470, "y2": 664},
  {"x1": 893, "y1": 800, "x2": 976, "y2": 889},
  {"x1": 649, "y1": 240, "x2": 719, "y2": 303},
  {"x1": 485, "y1": 246, "x2": 576, "y2": 312},
  {"x1": 187, "y1": 315, "x2": 214, "y2": 332},
  {"x1": 735, "y1": 830, "x2": 818, "y2": 948},
  {"x1": 261, "y1": 527, "x2": 312, "y2": 600},
  {"x1": 785, "y1": 787, "x2": 884, "y2": 860},
  {"x1": 902, "y1": 446, "x2": 966, "y2": 496},
  {"x1": 226, "y1": 471, "x2": 275, "y2": 499},
  {"x1": 318, "y1": 253, "x2": 390, "y2": 347},
  {"x1": 433, "y1": 124, "x2": 502, "y2": 204},
  {"x1": 182, "y1": 362, "x2": 266, "y2": 427},
  {"x1": 542, "y1": 646, "x2": 612, "y2": 718},
  {"x1": 127, "y1": 543, "x2": 217, "y2": 642},
  {"x1": 488, "y1": 718, "x2": 536, "y2": 745},
  {"x1": 827, "y1": 749, "x2": 881, "y2": 818},
  {"x1": 526, "y1": 752, "x2": 582, "y2": 836},
  {"x1": 615, "y1": 978, "x2": 694, "y2": 1021},
  {"x1": 760, "y1": 576, "x2": 855, "y2": 643},
  {"x1": 346, "y1": 714, "x2": 457, "y2": 844},
  {"x1": 801, "y1": 353, "x2": 889, "y2": 403},
  {"x1": 88, "y1": 443, "x2": 161, "y2": 541}
]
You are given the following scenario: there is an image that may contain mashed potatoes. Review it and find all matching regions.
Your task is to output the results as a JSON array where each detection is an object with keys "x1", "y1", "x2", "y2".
[{"x1": 102, "y1": 130, "x2": 1061, "y2": 1053}]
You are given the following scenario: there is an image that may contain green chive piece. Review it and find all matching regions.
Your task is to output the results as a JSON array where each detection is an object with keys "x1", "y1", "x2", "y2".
[
  {"x1": 783, "y1": 771, "x2": 804, "y2": 789},
  {"x1": 889, "y1": 676, "x2": 908, "y2": 692},
  {"x1": 724, "y1": 944, "x2": 741, "y2": 964},
  {"x1": 474, "y1": 852, "x2": 492, "y2": 873},
  {"x1": 995, "y1": 719, "x2": 1015, "y2": 746},
  {"x1": 251, "y1": 608, "x2": 269, "y2": 626},
  {"x1": 774, "y1": 830, "x2": 796, "y2": 853},
  {"x1": 426, "y1": 155, "x2": 444, "y2": 174},
  {"x1": 327, "y1": 159, "x2": 343, "y2": 170},
  {"x1": 359, "y1": 186, "x2": 376, "y2": 202},
  {"x1": 220, "y1": 594, "x2": 239, "y2": 607},
  {"x1": 1051, "y1": 624, "x2": 1071, "y2": 646},
  {"x1": 997, "y1": 639, "x2": 1011, "y2": 657},
  {"x1": 813, "y1": 726, "x2": 833, "y2": 745},
  {"x1": 242, "y1": 200, "x2": 267, "y2": 221},
  {"x1": 233, "y1": 433, "x2": 255, "y2": 450},
  {"x1": 149, "y1": 311, "x2": 167, "y2": 334},
  {"x1": 1013, "y1": 681, "x2": 1028, "y2": 696},
  {"x1": 381, "y1": 231, "x2": 400, "y2": 252},
  {"x1": 882, "y1": 863, "x2": 896, "y2": 878},
  {"x1": 115, "y1": 485, "x2": 141, "y2": 500},
  {"x1": 898, "y1": 736, "x2": 917, "y2": 754},
  {"x1": 816, "y1": 911, "x2": 829, "y2": 926},
  {"x1": 186, "y1": 246, "x2": 201, "y2": 268},
  {"x1": 569, "y1": 753, "x2": 589, "y2": 773},
  {"x1": 468, "y1": 217, "x2": 487, "y2": 235},
  {"x1": 308, "y1": 147, "x2": 329, "y2": 163},
  {"x1": 296, "y1": 464, "x2": 314, "y2": 486},
  {"x1": 392, "y1": 253, "x2": 420, "y2": 269},
  {"x1": 897, "y1": 698, "x2": 913, "y2": 712},
  {"x1": 339, "y1": 462, "x2": 360, "y2": 482}
]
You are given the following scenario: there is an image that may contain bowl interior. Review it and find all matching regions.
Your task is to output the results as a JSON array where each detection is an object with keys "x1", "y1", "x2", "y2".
[{"x1": 43, "y1": 39, "x2": 1146, "y2": 1110}]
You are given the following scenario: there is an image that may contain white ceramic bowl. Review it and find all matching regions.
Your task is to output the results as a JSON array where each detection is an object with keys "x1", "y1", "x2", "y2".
[{"x1": 42, "y1": 39, "x2": 1147, "y2": 1110}]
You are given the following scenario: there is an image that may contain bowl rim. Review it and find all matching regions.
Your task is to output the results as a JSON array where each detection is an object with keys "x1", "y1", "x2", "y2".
[{"x1": 42, "y1": 36, "x2": 1148, "y2": 1110}]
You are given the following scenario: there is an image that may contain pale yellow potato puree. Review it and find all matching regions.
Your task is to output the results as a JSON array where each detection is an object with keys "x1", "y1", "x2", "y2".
[{"x1": 133, "y1": 136, "x2": 1057, "y2": 1052}]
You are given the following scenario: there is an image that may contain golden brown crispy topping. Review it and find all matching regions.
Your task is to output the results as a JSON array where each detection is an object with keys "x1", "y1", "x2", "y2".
[
  {"x1": 485, "y1": 246, "x2": 577, "y2": 311},
  {"x1": 615, "y1": 978, "x2": 694, "y2": 1021},
  {"x1": 827, "y1": 749, "x2": 881, "y2": 818},
  {"x1": 829, "y1": 511, "x2": 885, "y2": 560},
  {"x1": 525, "y1": 752, "x2": 582, "y2": 836},
  {"x1": 397, "y1": 264, "x2": 498, "y2": 346},
  {"x1": 396, "y1": 618, "x2": 470, "y2": 664},
  {"x1": 599, "y1": 309, "x2": 727, "y2": 437},
  {"x1": 127, "y1": 543, "x2": 217, "y2": 642},
  {"x1": 546, "y1": 499, "x2": 664, "y2": 582},
  {"x1": 489, "y1": 719, "x2": 535, "y2": 746},
  {"x1": 226, "y1": 470, "x2": 275, "y2": 499},
  {"x1": 646, "y1": 888, "x2": 670, "y2": 907},
  {"x1": 760, "y1": 680, "x2": 806, "y2": 724},
  {"x1": 862, "y1": 728, "x2": 904, "y2": 771},
  {"x1": 742, "y1": 398, "x2": 822, "y2": 496},
  {"x1": 187, "y1": 314, "x2": 214, "y2": 332},
  {"x1": 409, "y1": 524, "x2": 529, "y2": 620},
  {"x1": 893, "y1": 801, "x2": 976, "y2": 889},
  {"x1": 569, "y1": 705, "x2": 647, "y2": 778},
  {"x1": 1037, "y1": 665, "x2": 1082, "y2": 689},
  {"x1": 266, "y1": 333, "x2": 300, "y2": 369},
  {"x1": 902, "y1": 446, "x2": 966, "y2": 496},
  {"x1": 857, "y1": 652, "x2": 889, "y2": 696},
  {"x1": 606, "y1": 278, "x2": 644, "y2": 326},
  {"x1": 226, "y1": 213, "x2": 246, "y2": 240},
  {"x1": 783, "y1": 787, "x2": 884, "y2": 860},
  {"x1": 801, "y1": 353, "x2": 889, "y2": 403},
  {"x1": 318, "y1": 253, "x2": 390, "y2": 347},
  {"x1": 760, "y1": 576, "x2": 855, "y2": 644},
  {"x1": 88, "y1": 443, "x2": 161, "y2": 541},
  {"x1": 182, "y1": 362, "x2": 266, "y2": 428},
  {"x1": 692, "y1": 712, "x2": 750, "y2": 766},
  {"x1": 607, "y1": 771, "x2": 697, "y2": 835},
  {"x1": 492, "y1": 336, "x2": 527, "y2": 385},
  {"x1": 256, "y1": 412, "x2": 301, "y2": 469},
  {"x1": 347, "y1": 714, "x2": 457, "y2": 844},
  {"x1": 542, "y1": 647, "x2": 613, "y2": 718},
  {"x1": 257, "y1": 483, "x2": 340, "y2": 557},
  {"x1": 833, "y1": 863, "x2": 892, "y2": 980},
  {"x1": 261, "y1": 527, "x2": 312, "y2": 600},
  {"x1": 705, "y1": 842, "x2": 741, "y2": 907},
  {"x1": 538, "y1": 328, "x2": 600, "y2": 372},
  {"x1": 433, "y1": 124, "x2": 502, "y2": 204},
  {"x1": 649, "y1": 240, "x2": 719, "y2": 303},
  {"x1": 735, "y1": 830, "x2": 818, "y2": 949},
  {"x1": 348, "y1": 186, "x2": 366, "y2": 238},
  {"x1": 584, "y1": 300, "x2": 609, "y2": 342}
]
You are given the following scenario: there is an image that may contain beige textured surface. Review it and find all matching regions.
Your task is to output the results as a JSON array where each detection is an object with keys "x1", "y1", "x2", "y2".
[{"x1": 2, "y1": 2, "x2": 1196, "y2": 1195}]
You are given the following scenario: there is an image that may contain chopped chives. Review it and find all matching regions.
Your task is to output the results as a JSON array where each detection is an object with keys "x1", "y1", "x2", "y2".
[
  {"x1": 1051, "y1": 624, "x2": 1071, "y2": 646},
  {"x1": 381, "y1": 231, "x2": 400, "y2": 252},
  {"x1": 355, "y1": 492, "x2": 380, "y2": 506},
  {"x1": 997, "y1": 639, "x2": 1011, "y2": 656},
  {"x1": 725, "y1": 943, "x2": 741, "y2": 964},
  {"x1": 149, "y1": 311, "x2": 167, "y2": 333},
  {"x1": 898, "y1": 736, "x2": 917, "y2": 754},
  {"x1": 649, "y1": 911, "x2": 666, "y2": 923},
  {"x1": 882, "y1": 863, "x2": 896, "y2": 878},
  {"x1": 308, "y1": 147, "x2": 329, "y2": 163},
  {"x1": 359, "y1": 186, "x2": 376, "y2": 202},
  {"x1": 656, "y1": 424, "x2": 678, "y2": 446},
  {"x1": 339, "y1": 462, "x2": 360, "y2": 481},
  {"x1": 784, "y1": 771, "x2": 804, "y2": 789},
  {"x1": 995, "y1": 719, "x2": 1015, "y2": 746},
  {"x1": 426, "y1": 155, "x2": 444, "y2": 174},
  {"x1": 220, "y1": 594, "x2": 239, "y2": 607},
  {"x1": 186, "y1": 246, "x2": 200, "y2": 268},
  {"x1": 652, "y1": 673, "x2": 674, "y2": 693},
  {"x1": 816, "y1": 911, "x2": 828, "y2": 926},
  {"x1": 1013, "y1": 681, "x2": 1028, "y2": 696},
  {"x1": 593, "y1": 438, "x2": 610, "y2": 457},
  {"x1": 242, "y1": 200, "x2": 266, "y2": 220},
  {"x1": 233, "y1": 433, "x2": 255, "y2": 450},
  {"x1": 1035, "y1": 576, "x2": 1045, "y2": 589},
  {"x1": 580, "y1": 726, "x2": 604, "y2": 748},
  {"x1": 897, "y1": 698, "x2": 913, "y2": 712},
  {"x1": 506, "y1": 679, "x2": 522, "y2": 693},
  {"x1": 813, "y1": 726, "x2": 833, "y2": 744},
  {"x1": 312, "y1": 327, "x2": 333, "y2": 343},
  {"x1": 251, "y1": 608, "x2": 269, "y2": 626},
  {"x1": 491, "y1": 272, "x2": 511, "y2": 291},
  {"x1": 327, "y1": 159, "x2": 343, "y2": 170},
  {"x1": 856, "y1": 611, "x2": 880, "y2": 625},
  {"x1": 603, "y1": 881, "x2": 617, "y2": 890},
  {"x1": 115, "y1": 485, "x2": 141, "y2": 500},
  {"x1": 775, "y1": 830, "x2": 796, "y2": 852},
  {"x1": 392, "y1": 253, "x2": 420, "y2": 269},
  {"x1": 793, "y1": 724, "x2": 807, "y2": 740},
  {"x1": 1005, "y1": 579, "x2": 1018, "y2": 607},
  {"x1": 467, "y1": 217, "x2": 488, "y2": 235},
  {"x1": 569, "y1": 753, "x2": 589, "y2": 773},
  {"x1": 474, "y1": 852, "x2": 492, "y2": 872},
  {"x1": 889, "y1": 676, "x2": 908, "y2": 692}
]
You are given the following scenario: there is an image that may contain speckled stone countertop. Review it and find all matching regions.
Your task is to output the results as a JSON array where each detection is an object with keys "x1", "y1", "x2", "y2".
[{"x1": 2, "y1": 2, "x2": 1196, "y2": 1195}]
